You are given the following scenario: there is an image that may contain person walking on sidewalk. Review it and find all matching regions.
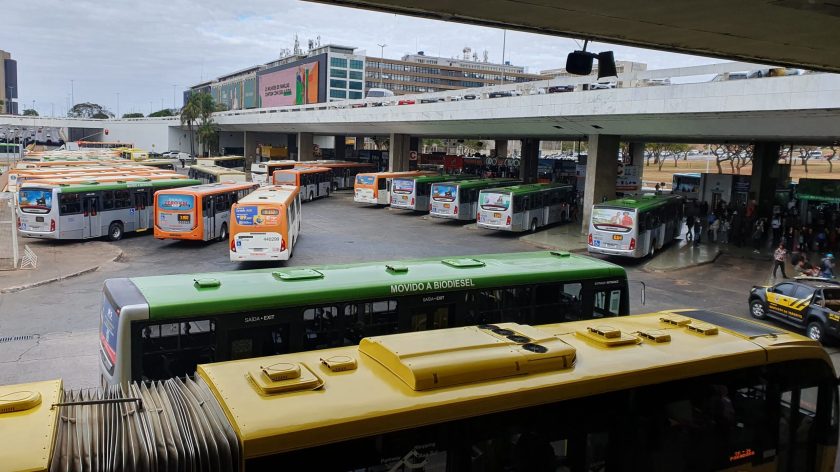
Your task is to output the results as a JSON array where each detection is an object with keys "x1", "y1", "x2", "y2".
[
  {"x1": 821, "y1": 254, "x2": 835, "y2": 279},
  {"x1": 752, "y1": 219, "x2": 766, "y2": 253},
  {"x1": 773, "y1": 244, "x2": 788, "y2": 279}
]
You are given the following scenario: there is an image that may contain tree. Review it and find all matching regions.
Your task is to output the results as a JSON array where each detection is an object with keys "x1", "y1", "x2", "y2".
[
  {"x1": 826, "y1": 146, "x2": 837, "y2": 173},
  {"x1": 669, "y1": 143, "x2": 692, "y2": 167},
  {"x1": 149, "y1": 109, "x2": 176, "y2": 117},
  {"x1": 732, "y1": 144, "x2": 753, "y2": 174},
  {"x1": 711, "y1": 143, "x2": 732, "y2": 173},
  {"x1": 797, "y1": 146, "x2": 819, "y2": 174},
  {"x1": 68, "y1": 102, "x2": 114, "y2": 119},
  {"x1": 180, "y1": 95, "x2": 202, "y2": 158},
  {"x1": 22, "y1": 108, "x2": 38, "y2": 116},
  {"x1": 122, "y1": 112, "x2": 144, "y2": 118},
  {"x1": 645, "y1": 143, "x2": 666, "y2": 167},
  {"x1": 197, "y1": 122, "x2": 218, "y2": 156}
]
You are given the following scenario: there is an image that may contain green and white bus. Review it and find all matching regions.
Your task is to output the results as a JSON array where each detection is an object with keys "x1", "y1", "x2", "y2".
[
  {"x1": 588, "y1": 194, "x2": 684, "y2": 258},
  {"x1": 390, "y1": 174, "x2": 472, "y2": 211},
  {"x1": 477, "y1": 183, "x2": 574, "y2": 232},
  {"x1": 99, "y1": 251, "x2": 629, "y2": 384},
  {"x1": 188, "y1": 164, "x2": 248, "y2": 184},
  {"x1": 18, "y1": 178, "x2": 200, "y2": 241},
  {"x1": 429, "y1": 178, "x2": 521, "y2": 221}
]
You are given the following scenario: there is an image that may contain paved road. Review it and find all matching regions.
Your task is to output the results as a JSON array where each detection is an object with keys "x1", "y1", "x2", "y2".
[{"x1": 0, "y1": 191, "x2": 836, "y2": 388}]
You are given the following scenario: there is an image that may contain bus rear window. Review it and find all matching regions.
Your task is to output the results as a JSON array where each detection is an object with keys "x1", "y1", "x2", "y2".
[
  {"x1": 275, "y1": 173, "x2": 296, "y2": 184},
  {"x1": 356, "y1": 175, "x2": 375, "y2": 185},
  {"x1": 18, "y1": 188, "x2": 52, "y2": 214},
  {"x1": 432, "y1": 184, "x2": 457, "y2": 201},
  {"x1": 392, "y1": 179, "x2": 414, "y2": 194},
  {"x1": 157, "y1": 194, "x2": 194, "y2": 211},
  {"x1": 480, "y1": 192, "x2": 511, "y2": 210},
  {"x1": 592, "y1": 208, "x2": 635, "y2": 233}
]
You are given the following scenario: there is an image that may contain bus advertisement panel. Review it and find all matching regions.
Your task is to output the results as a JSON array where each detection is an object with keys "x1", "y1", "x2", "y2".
[
  {"x1": 18, "y1": 188, "x2": 53, "y2": 214},
  {"x1": 156, "y1": 194, "x2": 195, "y2": 233}
]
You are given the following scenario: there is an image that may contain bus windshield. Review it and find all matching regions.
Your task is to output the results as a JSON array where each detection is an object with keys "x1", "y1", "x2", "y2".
[
  {"x1": 392, "y1": 179, "x2": 414, "y2": 194},
  {"x1": 432, "y1": 184, "x2": 457, "y2": 201},
  {"x1": 157, "y1": 194, "x2": 195, "y2": 211},
  {"x1": 356, "y1": 175, "x2": 375, "y2": 185},
  {"x1": 480, "y1": 192, "x2": 511, "y2": 210},
  {"x1": 18, "y1": 188, "x2": 53, "y2": 214},
  {"x1": 592, "y1": 207, "x2": 636, "y2": 233},
  {"x1": 275, "y1": 173, "x2": 297, "y2": 184}
]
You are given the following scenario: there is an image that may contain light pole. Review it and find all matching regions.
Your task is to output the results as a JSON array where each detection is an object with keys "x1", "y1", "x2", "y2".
[
  {"x1": 377, "y1": 43, "x2": 387, "y2": 89},
  {"x1": 172, "y1": 84, "x2": 178, "y2": 110},
  {"x1": 7, "y1": 85, "x2": 14, "y2": 114},
  {"x1": 70, "y1": 80, "x2": 74, "y2": 110},
  {"x1": 116, "y1": 92, "x2": 120, "y2": 118}
]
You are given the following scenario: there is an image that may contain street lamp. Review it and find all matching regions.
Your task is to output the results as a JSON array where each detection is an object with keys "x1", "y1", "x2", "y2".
[
  {"x1": 377, "y1": 43, "x2": 387, "y2": 90},
  {"x1": 116, "y1": 92, "x2": 120, "y2": 118}
]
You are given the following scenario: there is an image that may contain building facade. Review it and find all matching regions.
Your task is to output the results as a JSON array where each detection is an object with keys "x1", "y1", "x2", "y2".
[
  {"x1": 0, "y1": 50, "x2": 18, "y2": 115},
  {"x1": 188, "y1": 45, "x2": 544, "y2": 109}
]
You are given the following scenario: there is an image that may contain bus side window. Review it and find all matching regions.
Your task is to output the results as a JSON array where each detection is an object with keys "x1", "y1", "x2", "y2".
[
  {"x1": 379, "y1": 178, "x2": 388, "y2": 190},
  {"x1": 114, "y1": 190, "x2": 132, "y2": 209},
  {"x1": 59, "y1": 193, "x2": 82, "y2": 215},
  {"x1": 102, "y1": 191, "x2": 115, "y2": 210},
  {"x1": 593, "y1": 288, "x2": 622, "y2": 318},
  {"x1": 203, "y1": 196, "x2": 212, "y2": 214},
  {"x1": 362, "y1": 300, "x2": 399, "y2": 336},
  {"x1": 302, "y1": 306, "x2": 341, "y2": 350}
]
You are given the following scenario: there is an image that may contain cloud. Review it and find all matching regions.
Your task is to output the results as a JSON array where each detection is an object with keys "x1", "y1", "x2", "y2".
[{"x1": 7, "y1": 0, "x2": 723, "y2": 116}]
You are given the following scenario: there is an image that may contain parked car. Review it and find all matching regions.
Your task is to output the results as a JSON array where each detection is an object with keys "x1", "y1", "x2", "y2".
[
  {"x1": 397, "y1": 99, "x2": 416, "y2": 105},
  {"x1": 447, "y1": 96, "x2": 463, "y2": 102},
  {"x1": 808, "y1": 150, "x2": 824, "y2": 159},
  {"x1": 420, "y1": 98, "x2": 443, "y2": 104},
  {"x1": 463, "y1": 94, "x2": 479, "y2": 100},
  {"x1": 547, "y1": 85, "x2": 574, "y2": 93},
  {"x1": 488, "y1": 91, "x2": 513, "y2": 98},
  {"x1": 749, "y1": 278, "x2": 840, "y2": 342}
]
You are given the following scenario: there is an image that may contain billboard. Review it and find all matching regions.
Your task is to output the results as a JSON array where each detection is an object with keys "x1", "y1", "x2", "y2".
[
  {"x1": 218, "y1": 82, "x2": 242, "y2": 110},
  {"x1": 258, "y1": 55, "x2": 325, "y2": 107},
  {"x1": 243, "y1": 78, "x2": 257, "y2": 109}
]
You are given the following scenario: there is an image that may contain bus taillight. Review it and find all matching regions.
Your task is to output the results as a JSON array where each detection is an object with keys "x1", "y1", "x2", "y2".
[
  {"x1": 50, "y1": 219, "x2": 55, "y2": 232},
  {"x1": 476, "y1": 213, "x2": 480, "y2": 222},
  {"x1": 506, "y1": 216, "x2": 511, "y2": 225},
  {"x1": 629, "y1": 238, "x2": 636, "y2": 250},
  {"x1": 16, "y1": 216, "x2": 20, "y2": 229},
  {"x1": 281, "y1": 238, "x2": 287, "y2": 252},
  {"x1": 230, "y1": 238, "x2": 236, "y2": 252},
  {"x1": 588, "y1": 233, "x2": 593, "y2": 245},
  {"x1": 454, "y1": 205, "x2": 458, "y2": 215},
  {"x1": 410, "y1": 197, "x2": 414, "y2": 206}
]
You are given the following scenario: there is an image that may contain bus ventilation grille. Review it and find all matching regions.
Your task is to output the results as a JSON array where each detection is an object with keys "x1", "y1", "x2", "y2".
[
  {"x1": 53, "y1": 376, "x2": 240, "y2": 472},
  {"x1": 0, "y1": 335, "x2": 35, "y2": 344}
]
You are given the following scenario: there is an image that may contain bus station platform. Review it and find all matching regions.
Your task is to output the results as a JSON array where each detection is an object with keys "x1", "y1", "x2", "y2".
[{"x1": 0, "y1": 239, "x2": 122, "y2": 293}]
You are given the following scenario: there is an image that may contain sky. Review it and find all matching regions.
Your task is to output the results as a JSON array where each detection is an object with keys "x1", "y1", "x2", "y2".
[{"x1": 6, "y1": 0, "x2": 725, "y2": 117}]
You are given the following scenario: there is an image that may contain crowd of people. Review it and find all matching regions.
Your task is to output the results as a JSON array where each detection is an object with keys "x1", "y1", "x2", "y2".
[{"x1": 684, "y1": 198, "x2": 837, "y2": 279}]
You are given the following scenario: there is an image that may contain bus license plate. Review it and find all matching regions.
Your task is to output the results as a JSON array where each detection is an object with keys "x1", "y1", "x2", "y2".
[
  {"x1": 494, "y1": 213, "x2": 501, "y2": 218},
  {"x1": 36, "y1": 217, "x2": 44, "y2": 223},
  {"x1": 612, "y1": 234, "x2": 623, "y2": 241},
  {"x1": 401, "y1": 195, "x2": 407, "y2": 200},
  {"x1": 178, "y1": 214, "x2": 190, "y2": 222}
]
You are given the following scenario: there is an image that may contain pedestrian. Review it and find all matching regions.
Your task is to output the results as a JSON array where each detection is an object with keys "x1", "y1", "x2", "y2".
[
  {"x1": 655, "y1": 183, "x2": 662, "y2": 195},
  {"x1": 784, "y1": 226, "x2": 795, "y2": 252},
  {"x1": 773, "y1": 244, "x2": 788, "y2": 279},
  {"x1": 719, "y1": 217, "x2": 730, "y2": 244},
  {"x1": 752, "y1": 219, "x2": 765, "y2": 253},
  {"x1": 707, "y1": 212, "x2": 717, "y2": 242},
  {"x1": 685, "y1": 203, "x2": 695, "y2": 241},
  {"x1": 821, "y1": 253, "x2": 835, "y2": 279},
  {"x1": 693, "y1": 216, "x2": 703, "y2": 247},
  {"x1": 771, "y1": 213, "x2": 782, "y2": 247},
  {"x1": 709, "y1": 215, "x2": 720, "y2": 242}
]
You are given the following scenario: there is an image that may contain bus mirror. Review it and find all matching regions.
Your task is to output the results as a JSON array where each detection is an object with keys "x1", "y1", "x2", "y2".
[{"x1": 638, "y1": 281, "x2": 646, "y2": 305}]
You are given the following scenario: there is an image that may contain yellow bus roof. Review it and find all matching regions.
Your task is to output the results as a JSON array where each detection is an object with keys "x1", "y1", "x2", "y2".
[
  {"x1": 236, "y1": 185, "x2": 299, "y2": 205},
  {"x1": 197, "y1": 309, "x2": 831, "y2": 460},
  {"x1": 0, "y1": 379, "x2": 62, "y2": 472},
  {"x1": 277, "y1": 166, "x2": 331, "y2": 174},
  {"x1": 357, "y1": 171, "x2": 434, "y2": 179},
  {"x1": 189, "y1": 165, "x2": 247, "y2": 176}
]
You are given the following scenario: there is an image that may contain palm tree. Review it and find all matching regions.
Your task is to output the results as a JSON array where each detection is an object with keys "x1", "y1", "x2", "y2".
[
  {"x1": 180, "y1": 94, "x2": 202, "y2": 158},
  {"x1": 197, "y1": 122, "x2": 218, "y2": 156}
]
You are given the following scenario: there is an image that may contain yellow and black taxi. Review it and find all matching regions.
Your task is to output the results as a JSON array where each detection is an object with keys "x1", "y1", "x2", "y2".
[{"x1": 749, "y1": 277, "x2": 840, "y2": 342}]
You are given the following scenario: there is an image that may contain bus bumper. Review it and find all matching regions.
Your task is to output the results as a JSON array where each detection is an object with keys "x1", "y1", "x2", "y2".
[
  {"x1": 477, "y1": 222, "x2": 516, "y2": 232},
  {"x1": 230, "y1": 249, "x2": 290, "y2": 262},
  {"x1": 587, "y1": 245, "x2": 639, "y2": 257},
  {"x1": 18, "y1": 229, "x2": 59, "y2": 239}
]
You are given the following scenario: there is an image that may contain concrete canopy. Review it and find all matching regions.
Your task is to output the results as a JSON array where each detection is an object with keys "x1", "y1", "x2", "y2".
[{"x1": 306, "y1": 0, "x2": 840, "y2": 73}]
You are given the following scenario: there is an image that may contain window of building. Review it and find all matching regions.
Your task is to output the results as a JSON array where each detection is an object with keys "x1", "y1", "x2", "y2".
[
  {"x1": 330, "y1": 79, "x2": 347, "y2": 89},
  {"x1": 349, "y1": 59, "x2": 364, "y2": 70},
  {"x1": 348, "y1": 81, "x2": 363, "y2": 90},
  {"x1": 330, "y1": 57, "x2": 347, "y2": 68},
  {"x1": 330, "y1": 68, "x2": 347, "y2": 78},
  {"x1": 349, "y1": 70, "x2": 363, "y2": 80},
  {"x1": 330, "y1": 89, "x2": 347, "y2": 99},
  {"x1": 348, "y1": 91, "x2": 363, "y2": 99}
]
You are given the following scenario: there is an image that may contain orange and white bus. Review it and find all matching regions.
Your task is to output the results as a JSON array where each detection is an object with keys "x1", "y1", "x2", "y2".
[
  {"x1": 230, "y1": 185, "x2": 301, "y2": 262},
  {"x1": 353, "y1": 171, "x2": 433, "y2": 205},
  {"x1": 154, "y1": 182, "x2": 259, "y2": 242},
  {"x1": 273, "y1": 166, "x2": 332, "y2": 202},
  {"x1": 298, "y1": 161, "x2": 376, "y2": 190},
  {"x1": 251, "y1": 160, "x2": 297, "y2": 185}
]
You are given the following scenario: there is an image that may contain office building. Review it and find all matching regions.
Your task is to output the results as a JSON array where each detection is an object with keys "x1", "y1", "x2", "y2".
[{"x1": 0, "y1": 50, "x2": 18, "y2": 115}]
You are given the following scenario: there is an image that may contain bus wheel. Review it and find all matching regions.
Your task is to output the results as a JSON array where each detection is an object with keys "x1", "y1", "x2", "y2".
[
  {"x1": 108, "y1": 222, "x2": 124, "y2": 241},
  {"x1": 530, "y1": 219, "x2": 538, "y2": 233},
  {"x1": 218, "y1": 224, "x2": 228, "y2": 242},
  {"x1": 806, "y1": 321, "x2": 825, "y2": 343}
]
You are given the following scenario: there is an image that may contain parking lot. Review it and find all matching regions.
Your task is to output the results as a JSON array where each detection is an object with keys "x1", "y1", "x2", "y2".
[{"x1": 1, "y1": 190, "x2": 837, "y2": 388}]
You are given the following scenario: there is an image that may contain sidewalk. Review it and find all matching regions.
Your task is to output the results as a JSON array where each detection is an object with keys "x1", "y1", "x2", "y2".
[
  {"x1": 0, "y1": 238, "x2": 122, "y2": 293},
  {"x1": 519, "y1": 224, "x2": 588, "y2": 253}
]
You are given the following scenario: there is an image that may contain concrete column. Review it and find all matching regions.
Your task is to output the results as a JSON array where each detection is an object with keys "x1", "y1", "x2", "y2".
[
  {"x1": 287, "y1": 133, "x2": 298, "y2": 159},
  {"x1": 750, "y1": 142, "x2": 783, "y2": 218},
  {"x1": 520, "y1": 138, "x2": 539, "y2": 184},
  {"x1": 494, "y1": 139, "x2": 508, "y2": 158},
  {"x1": 243, "y1": 131, "x2": 257, "y2": 176},
  {"x1": 628, "y1": 142, "x2": 645, "y2": 193},
  {"x1": 581, "y1": 134, "x2": 620, "y2": 233},
  {"x1": 354, "y1": 136, "x2": 366, "y2": 151},
  {"x1": 334, "y1": 135, "x2": 346, "y2": 160},
  {"x1": 297, "y1": 132, "x2": 314, "y2": 161},
  {"x1": 389, "y1": 133, "x2": 411, "y2": 172}
]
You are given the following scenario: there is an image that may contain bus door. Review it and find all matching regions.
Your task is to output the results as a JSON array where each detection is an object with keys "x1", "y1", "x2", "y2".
[
  {"x1": 133, "y1": 191, "x2": 149, "y2": 231},
  {"x1": 83, "y1": 195, "x2": 101, "y2": 238},
  {"x1": 203, "y1": 196, "x2": 216, "y2": 240}
]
